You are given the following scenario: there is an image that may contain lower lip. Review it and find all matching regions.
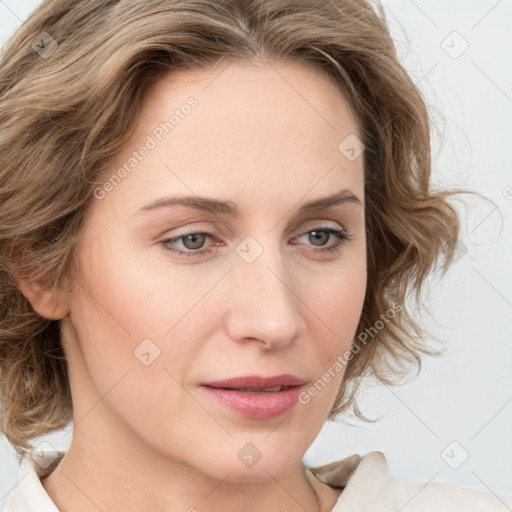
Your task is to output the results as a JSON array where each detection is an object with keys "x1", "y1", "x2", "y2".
[{"x1": 200, "y1": 385, "x2": 305, "y2": 419}]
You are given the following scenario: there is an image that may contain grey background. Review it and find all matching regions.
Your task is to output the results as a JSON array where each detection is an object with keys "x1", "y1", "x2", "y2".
[{"x1": 1, "y1": 0, "x2": 511, "y2": 506}]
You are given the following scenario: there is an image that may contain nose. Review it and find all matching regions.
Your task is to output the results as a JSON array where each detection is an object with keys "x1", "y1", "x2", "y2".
[{"x1": 224, "y1": 243, "x2": 305, "y2": 350}]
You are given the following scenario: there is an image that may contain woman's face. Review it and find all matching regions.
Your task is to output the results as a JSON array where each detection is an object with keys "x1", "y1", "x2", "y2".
[{"x1": 62, "y1": 59, "x2": 366, "y2": 481}]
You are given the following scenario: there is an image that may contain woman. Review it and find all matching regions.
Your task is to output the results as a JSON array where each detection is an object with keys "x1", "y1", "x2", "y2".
[{"x1": 0, "y1": 0, "x2": 509, "y2": 511}]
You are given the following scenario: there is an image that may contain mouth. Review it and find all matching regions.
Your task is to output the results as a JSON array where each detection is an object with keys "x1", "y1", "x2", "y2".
[{"x1": 199, "y1": 375, "x2": 306, "y2": 419}]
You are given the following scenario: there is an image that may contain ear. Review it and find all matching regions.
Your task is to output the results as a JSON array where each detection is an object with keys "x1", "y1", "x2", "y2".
[
  {"x1": 13, "y1": 250, "x2": 70, "y2": 320},
  {"x1": 17, "y1": 277, "x2": 70, "y2": 320}
]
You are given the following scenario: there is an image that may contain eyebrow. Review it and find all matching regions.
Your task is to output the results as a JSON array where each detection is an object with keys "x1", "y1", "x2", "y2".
[{"x1": 137, "y1": 188, "x2": 362, "y2": 216}]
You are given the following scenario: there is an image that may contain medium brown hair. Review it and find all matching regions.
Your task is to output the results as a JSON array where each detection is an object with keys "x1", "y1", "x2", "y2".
[{"x1": 0, "y1": 0, "x2": 465, "y2": 454}]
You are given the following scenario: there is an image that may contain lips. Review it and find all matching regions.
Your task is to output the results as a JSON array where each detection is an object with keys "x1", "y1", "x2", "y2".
[{"x1": 200, "y1": 374, "x2": 306, "y2": 419}]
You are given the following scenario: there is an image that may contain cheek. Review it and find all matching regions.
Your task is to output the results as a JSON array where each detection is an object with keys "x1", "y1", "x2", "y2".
[
  {"x1": 66, "y1": 265, "x2": 197, "y2": 441},
  {"x1": 72, "y1": 238, "x2": 182, "y2": 338},
  {"x1": 309, "y1": 260, "x2": 366, "y2": 341},
  {"x1": 67, "y1": 240, "x2": 215, "y2": 393},
  {"x1": 304, "y1": 262, "x2": 366, "y2": 402}
]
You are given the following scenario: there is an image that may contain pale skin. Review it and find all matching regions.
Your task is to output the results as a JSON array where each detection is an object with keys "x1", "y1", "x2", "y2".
[{"x1": 20, "y1": 59, "x2": 367, "y2": 512}]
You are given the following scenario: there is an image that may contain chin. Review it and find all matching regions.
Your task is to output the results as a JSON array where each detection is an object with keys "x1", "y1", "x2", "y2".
[{"x1": 196, "y1": 440, "x2": 304, "y2": 483}]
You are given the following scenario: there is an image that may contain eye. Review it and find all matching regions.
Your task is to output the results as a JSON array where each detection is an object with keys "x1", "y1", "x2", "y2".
[
  {"x1": 159, "y1": 225, "x2": 351, "y2": 257},
  {"x1": 160, "y1": 231, "x2": 215, "y2": 257},
  {"x1": 293, "y1": 226, "x2": 351, "y2": 254}
]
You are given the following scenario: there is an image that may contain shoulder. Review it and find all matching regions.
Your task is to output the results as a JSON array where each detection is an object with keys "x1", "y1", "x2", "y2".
[
  {"x1": 1, "y1": 449, "x2": 63, "y2": 512},
  {"x1": 307, "y1": 451, "x2": 512, "y2": 511},
  {"x1": 388, "y1": 472, "x2": 512, "y2": 511}
]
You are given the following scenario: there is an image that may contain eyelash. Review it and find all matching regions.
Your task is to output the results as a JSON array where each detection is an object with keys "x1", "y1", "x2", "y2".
[{"x1": 159, "y1": 225, "x2": 351, "y2": 258}]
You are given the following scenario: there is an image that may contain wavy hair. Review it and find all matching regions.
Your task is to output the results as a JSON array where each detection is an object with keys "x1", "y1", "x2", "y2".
[{"x1": 0, "y1": 0, "x2": 465, "y2": 454}]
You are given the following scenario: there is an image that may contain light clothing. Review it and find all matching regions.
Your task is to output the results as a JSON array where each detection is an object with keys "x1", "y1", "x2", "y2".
[
  {"x1": 308, "y1": 452, "x2": 512, "y2": 511},
  {"x1": 2, "y1": 449, "x2": 511, "y2": 511}
]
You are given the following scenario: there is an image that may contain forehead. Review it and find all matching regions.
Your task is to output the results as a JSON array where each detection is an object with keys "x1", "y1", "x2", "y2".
[
  {"x1": 93, "y1": 59, "x2": 365, "y2": 220},
  {"x1": 139, "y1": 57, "x2": 361, "y2": 140}
]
